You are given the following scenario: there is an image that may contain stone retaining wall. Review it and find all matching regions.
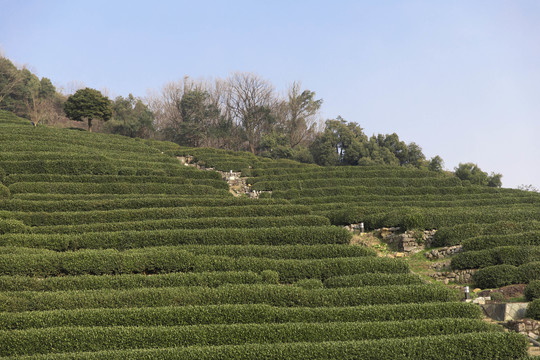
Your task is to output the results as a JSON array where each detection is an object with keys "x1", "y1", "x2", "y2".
[
  {"x1": 430, "y1": 268, "x2": 476, "y2": 284},
  {"x1": 375, "y1": 227, "x2": 436, "y2": 254},
  {"x1": 506, "y1": 318, "x2": 540, "y2": 339},
  {"x1": 424, "y1": 245, "x2": 463, "y2": 260},
  {"x1": 482, "y1": 302, "x2": 529, "y2": 322}
]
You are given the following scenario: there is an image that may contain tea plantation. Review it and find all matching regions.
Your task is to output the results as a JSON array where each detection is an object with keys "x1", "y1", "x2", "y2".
[{"x1": 0, "y1": 110, "x2": 537, "y2": 359}]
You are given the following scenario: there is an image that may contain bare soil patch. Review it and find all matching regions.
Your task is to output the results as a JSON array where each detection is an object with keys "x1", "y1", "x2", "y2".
[{"x1": 479, "y1": 284, "x2": 526, "y2": 300}]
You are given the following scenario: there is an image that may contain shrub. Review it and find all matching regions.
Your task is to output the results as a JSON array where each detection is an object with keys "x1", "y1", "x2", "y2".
[
  {"x1": 490, "y1": 292, "x2": 505, "y2": 301},
  {"x1": 3, "y1": 174, "x2": 227, "y2": 189},
  {"x1": 0, "y1": 319, "x2": 500, "y2": 357},
  {"x1": 295, "y1": 279, "x2": 324, "y2": 289},
  {"x1": 472, "y1": 265, "x2": 519, "y2": 289},
  {"x1": 271, "y1": 185, "x2": 507, "y2": 200},
  {"x1": 0, "y1": 284, "x2": 459, "y2": 312},
  {"x1": 142, "y1": 244, "x2": 374, "y2": 260},
  {"x1": 260, "y1": 270, "x2": 279, "y2": 284},
  {"x1": 0, "y1": 219, "x2": 27, "y2": 235},
  {"x1": 250, "y1": 177, "x2": 462, "y2": 191},
  {"x1": 363, "y1": 206, "x2": 539, "y2": 230},
  {"x1": 0, "y1": 271, "x2": 266, "y2": 292},
  {"x1": 0, "y1": 249, "x2": 403, "y2": 279},
  {"x1": 117, "y1": 167, "x2": 137, "y2": 176},
  {"x1": 525, "y1": 281, "x2": 540, "y2": 301},
  {"x1": 518, "y1": 262, "x2": 540, "y2": 284},
  {"x1": 527, "y1": 299, "x2": 540, "y2": 320},
  {"x1": 432, "y1": 221, "x2": 540, "y2": 247},
  {"x1": 247, "y1": 168, "x2": 443, "y2": 183},
  {"x1": 462, "y1": 232, "x2": 540, "y2": 251},
  {"x1": 466, "y1": 262, "x2": 540, "y2": 288},
  {"x1": 400, "y1": 211, "x2": 426, "y2": 230},
  {"x1": 0, "y1": 184, "x2": 9, "y2": 199},
  {"x1": 11, "y1": 204, "x2": 311, "y2": 226},
  {"x1": 31, "y1": 215, "x2": 330, "y2": 234},
  {"x1": 452, "y1": 246, "x2": 540, "y2": 270},
  {"x1": 324, "y1": 273, "x2": 424, "y2": 288},
  {"x1": 0, "y1": 332, "x2": 526, "y2": 360},
  {"x1": 4, "y1": 196, "x2": 287, "y2": 212},
  {"x1": 0, "y1": 226, "x2": 352, "y2": 250},
  {"x1": 291, "y1": 193, "x2": 536, "y2": 206},
  {"x1": 0, "y1": 159, "x2": 118, "y2": 175},
  {"x1": 0, "y1": 302, "x2": 482, "y2": 330},
  {"x1": 9, "y1": 182, "x2": 228, "y2": 196}
]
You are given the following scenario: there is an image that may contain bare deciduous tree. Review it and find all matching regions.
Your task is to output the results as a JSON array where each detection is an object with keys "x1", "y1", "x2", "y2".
[
  {"x1": 226, "y1": 72, "x2": 276, "y2": 153},
  {"x1": 146, "y1": 79, "x2": 184, "y2": 133},
  {"x1": 27, "y1": 93, "x2": 57, "y2": 126},
  {"x1": 146, "y1": 73, "x2": 323, "y2": 155}
]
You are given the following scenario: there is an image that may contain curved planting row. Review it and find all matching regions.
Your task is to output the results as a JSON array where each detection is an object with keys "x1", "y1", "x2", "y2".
[
  {"x1": 23, "y1": 215, "x2": 330, "y2": 234},
  {"x1": 1, "y1": 196, "x2": 286, "y2": 212},
  {"x1": 0, "y1": 284, "x2": 458, "y2": 312},
  {"x1": 0, "y1": 226, "x2": 352, "y2": 250},
  {"x1": 267, "y1": 185, "x2": 515, "y2": 199},
  {"x1": 472, "y1": 262, "x2": 540, "y2": 288},
  {"x1": 8, "y1": 182, "x2": 229, "y2": 195},
  {"x1": 6, "y1": 204, "x2": 311, "y2": 226},
  {"x1": 0, "y1": 250, "x2": 399, "y2": 279},
  {"x1": 322, "y1": 204, "x2": 539, "y2": 228},
  {"x1": 0, "y1": 332, "x2": 527, "y2": 360},
  {"x1": 251, "y1": 177, "x2": 463, "y2": 191},
  {"x1": 451, "y1": 246, "x2": 540, "y2": 270},
  {"x1": 0, "y1": 269, "x2": 420, "y2": 292},
  {"x1": 291, "y1": 192, "x2": 538, "y2": 205},
  {"x1": 461, "y1": 231, "x2": 540, "y2": 251},
  {"x1": 246, "y1": 168, "x2": 443, "y2": 182},
  {"x1": 0, "y1": 319, "x2": 500, "y2": 357},
  {"x1": 0, "y1": 302, "x2": 482, "y2": 330},
  {"x1": 432, "y1": 220, "x2": 540, "y2": 247},
  {"x1": 2, "y1": 174, "x2": 224, "y2": 186}
]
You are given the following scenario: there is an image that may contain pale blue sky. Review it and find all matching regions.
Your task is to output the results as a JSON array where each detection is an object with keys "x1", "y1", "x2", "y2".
[{"x1": 1, "y1": 0, "x2": 539, "y2": 188}]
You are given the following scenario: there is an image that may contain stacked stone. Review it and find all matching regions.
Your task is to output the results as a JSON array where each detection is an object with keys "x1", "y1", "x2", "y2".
[
  {"x1": 506, "y1": 319, "x2": 540, "y2": 339},
  {"x1": 430, "y1": 268, "x2": 477, "y2": 284},
  {"x1": 425, "y1": 245, "x2": 463, "y2": 260}
]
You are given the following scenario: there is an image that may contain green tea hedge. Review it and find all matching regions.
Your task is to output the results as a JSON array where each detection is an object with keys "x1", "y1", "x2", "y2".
[
  {"x1": 0, "y1": 332, "x2": 526, "y2": 360},
  {"x1": 433, "y1": 220, "x2": 540, "y2": 247},
  {"x1": 9, "y1": 182, "x2": 229, "y2": 195},
  {"x1": 0, "y1": 271, "x2": 270, "y2": 292},
  {"x1": 10, "y1": 204, "x2": 310, "y2": 226},
  {"x1": 0, "y1": 226, "x2": 351, "y2": 250},
  {"x1": 452, "y1": 246, "x2": 540, "y2": 270},
  {"x1": 525, "y1": 280, "x2": 540, "y2": 301},
  {"x1": 462, "y1": 231, "x2": 540, "y2": 251},
  {"x1": 1, "y1": 197, "x2": 287, "y2": 212},
  {"x1": 29, "y1": 215, "x2": 330, "y2": 234},
  {"x1": 0, "y1": 249, "x2": 401, "y2": 278},
  {"x1": 0, "y1": 284, "x2": 458, "y2": 312},
  {"x1": 0, "y1": 184, "x2": 9, "y2": 199},
  {"x1": 251, "y1": 177, "x2": 462, "y2": 191},
  {"x1": 0, "y1": 319, "x2": 499, "y2": 357},
  {"x1": 0, "y1": 302, "x2": 482, "y2": 330},
  {"x1": 323, "y1": 273, "x2": 424, "y2": 288}
]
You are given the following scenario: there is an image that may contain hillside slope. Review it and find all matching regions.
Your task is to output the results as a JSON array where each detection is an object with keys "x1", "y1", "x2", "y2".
[{"x1": 0, "y1": 110, "x2": 533, "y2": 359}]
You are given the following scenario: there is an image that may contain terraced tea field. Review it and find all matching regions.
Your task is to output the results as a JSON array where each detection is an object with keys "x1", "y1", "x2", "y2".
[{"x1": 0, "y1": 110, "x2": 536, "y2": 359}]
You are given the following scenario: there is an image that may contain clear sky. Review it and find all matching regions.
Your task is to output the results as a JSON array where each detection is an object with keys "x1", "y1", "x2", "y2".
[{"x1": 1, "y1": 0, "x2": 539, "y2": 188}]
